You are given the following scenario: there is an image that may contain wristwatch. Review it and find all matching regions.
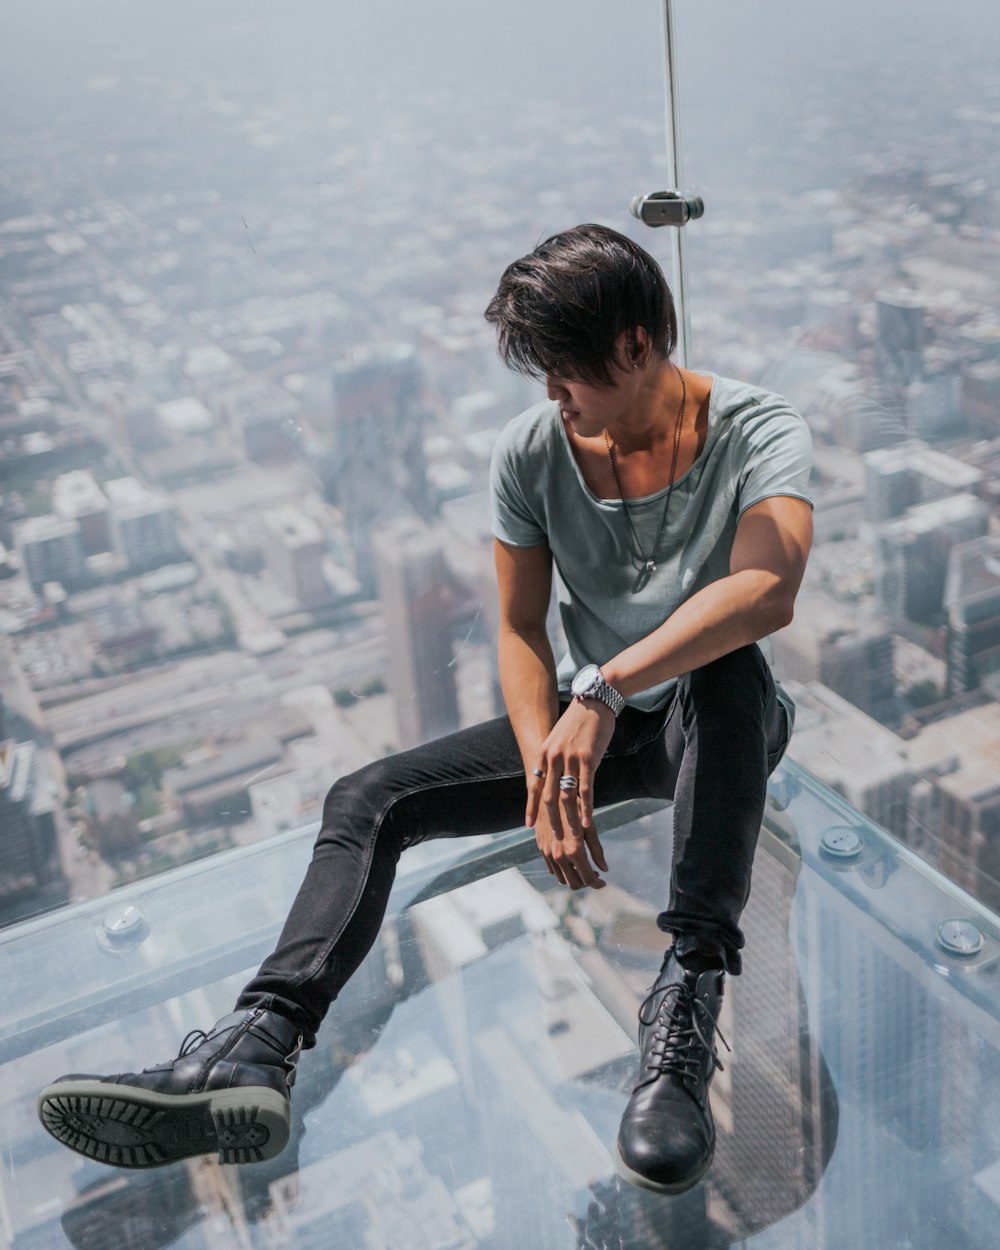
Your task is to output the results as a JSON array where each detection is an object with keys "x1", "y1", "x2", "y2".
[{"x1": 571, "y1": 664, "x2": 626, "y2": 717}]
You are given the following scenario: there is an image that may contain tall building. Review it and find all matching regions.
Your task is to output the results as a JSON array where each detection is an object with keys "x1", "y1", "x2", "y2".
[
  {"x1": 373, "y1": 518, "x2": 459, "y2": 749},
  {"x1": 52, "y1": 470, "x2": 112, "y2": 554},
  {"x1": 864, "y1": 448, "x2": 914, "y2": 524},
  {"x1": 904, "y1": 373, "x2": 962, "y2": 439},
  {"x1": 262, "y1": 505, "x2": 331, "y2": 610},
  {"x1": 216, "y1": 380, "x2": 303, "y2": 465},
  {"x1": 907, "y1": 700, "x2": 1000, "y2": 909},
  {"x1": 875, "y1": 288, "x2": 927, "y2": 389},
  {"x1": 0, "y1": 737, "x2": 60, "y2": 905},
  {"x1": 936, "y1": 769, "x2": 1000, "y2": 910},
  {"x1": 908, "y1": 446, "x2": 983, "y2": 505},
  {"x1": 875, "y1": 493, "x2": 989, "y2": 624},
  {"x1": 944, "y1": 536, "x2": 1000, "y2": 695},
  {"x1": 961, "y1": 358, "x2": 1000, "y2": 438},
  {"x1": 785, "y1": 682, "x2": 938, "y2": 847},
  {"x1": 58, "y1": 1168, "x2": 199, "y2": 1250},
  {"x1": 863, "y1": 442, "x2": 982, "y2": 524},
  {"x1": 711, "y1": 824, "x2": 839, "y2": 1242},
  {"x1": 327, "y1": 344, "x2": 433, "y2": 592},
  {"x1": 105, "y1": 477, "x2": 182, "y2": 571},
  {"x1": 772, "y1": 591, "x2": 895, "y2": 718},
  {"x1": 14, "y1": 514, "x2": 86, "y2": 592}
]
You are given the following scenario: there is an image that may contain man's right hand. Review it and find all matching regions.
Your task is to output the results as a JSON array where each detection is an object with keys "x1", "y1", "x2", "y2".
[{"x1": 532, "y1": 804, "x2": 608, "y2": 891}]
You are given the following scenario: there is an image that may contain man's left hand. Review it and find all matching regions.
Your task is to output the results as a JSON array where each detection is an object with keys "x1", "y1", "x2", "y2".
[{"x1": 525, "y1": 698, "x2": 617, "y2": 837}]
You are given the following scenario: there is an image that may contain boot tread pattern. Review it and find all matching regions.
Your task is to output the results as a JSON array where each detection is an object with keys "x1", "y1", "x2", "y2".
[
  {"x1": 38, "y1": 1078, "x2": 288, "y2": 1168},
  {"x1": 39, "y1": 1093, "x2": 169, "y2": 1167},
  {"x1": 213, "y1": 1106, "x2": 271, "y2": 1164}
]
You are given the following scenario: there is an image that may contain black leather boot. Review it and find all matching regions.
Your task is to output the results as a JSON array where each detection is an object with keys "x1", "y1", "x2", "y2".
[
  {"x1": 37, "y1": 1008, "x2": 304, "y2": 1169},
  {"x1": 614, "y1": 950, "x2": 729, "y2": 1193}
]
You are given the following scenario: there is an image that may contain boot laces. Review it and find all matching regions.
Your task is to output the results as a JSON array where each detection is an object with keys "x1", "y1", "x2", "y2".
[
  {"x1": 283, "y1": 1035, "x2": 304, "y2": 1087},
  {"x1": 171, "y1": 1016, "x2": 303, "y2": 1084},
  {"x1": 636, "y1": 981, "x2": 730, "y2": 1090},
  {"x1": 177, "y1": 1029, "x2": 209, "y2": 1057}
]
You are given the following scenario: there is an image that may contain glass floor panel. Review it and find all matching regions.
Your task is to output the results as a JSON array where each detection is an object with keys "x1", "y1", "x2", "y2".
[{"x1": 2, "y1": 761, "x2": 999, "y2": 1249}]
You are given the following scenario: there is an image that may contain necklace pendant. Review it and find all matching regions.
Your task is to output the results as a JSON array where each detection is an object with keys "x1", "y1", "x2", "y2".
[{"x1": 631, "y1": 564, "x2": 653, "y2": 594}]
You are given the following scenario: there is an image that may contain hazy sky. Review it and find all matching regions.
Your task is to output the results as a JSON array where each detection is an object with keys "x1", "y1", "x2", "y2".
[
  {"x1": 5, "y1": 0, "x2": 997, "y2": 185},
  {"x1": 2, "y1": 0, "x2": 996, "y2": 245}
]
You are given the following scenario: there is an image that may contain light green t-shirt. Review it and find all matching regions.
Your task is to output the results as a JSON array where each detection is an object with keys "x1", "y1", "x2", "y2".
[{"x1": 489, "y1": 371, "x2": 814, "y2": 728}]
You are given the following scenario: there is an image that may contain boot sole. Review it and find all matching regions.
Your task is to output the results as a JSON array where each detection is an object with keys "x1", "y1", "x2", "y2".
[
  {"x1": 612, "y1": 1137, "x2": 715, "y2": 1194},
  {"x1": 37, "y1": 1079, "x2": 290, "y2": 1169}
]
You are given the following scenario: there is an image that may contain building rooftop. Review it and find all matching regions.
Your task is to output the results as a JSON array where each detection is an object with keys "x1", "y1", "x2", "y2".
[
  {"x1": 785, "y1": 681, "x2": 922, "y2": 791},
  {"x1": 946, "y1": 535, "x2": 1000, "y2": 606},
  {"x1": 883, "y1": 490, "x2": 988, "y2": 536},
  {"x1": 908, "y1": 698, "x2": 1000, "y2": 775},
  {"x1": 104, "y1": 478, "x2": 154, "y2": 507},
  {"x1": 15, "y1": 514, "x2": 81, "y2": 544},
  {"x1": 155, "y1": 397, "x2": 214, "y2": 434},
  {"x1": 864, "y1": 441, "x2": 984, "y2": 491},
  {"x1": 52, "y1": 471, "x2": 108, "y2": 518},
  {"x1": 905, "y1": 446, "x2": 983, "y2": 491},
  {"x1": 262, "y1": 505, "x2": 323, "y2": 547}
]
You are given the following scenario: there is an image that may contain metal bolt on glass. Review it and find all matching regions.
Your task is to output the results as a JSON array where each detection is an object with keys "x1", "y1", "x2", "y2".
[
  {"x1": 820, "y1": 826, "x2": 864, "y2": 861},
  {"x1": 936, "y1": 918, "x2": 985, "y2": 958}
]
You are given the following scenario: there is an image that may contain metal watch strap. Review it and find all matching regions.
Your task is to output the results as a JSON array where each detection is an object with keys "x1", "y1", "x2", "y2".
[{"x1": 576, "y1": 670, "x2": 626, "y2": 717}]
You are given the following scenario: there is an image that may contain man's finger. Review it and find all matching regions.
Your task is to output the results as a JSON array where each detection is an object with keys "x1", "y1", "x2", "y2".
[
  {"x1": 584, "y1": 826, "x2": 609, "y2": 873},
  {"x1": 543, "y1": 787, "x2": 570, "y2": 840},
  {"x1": 525, "y1": 778, "x2": 542, "y2": 829},
  {"x1": 557, "y1": 857, "x2": 585, "y2": 891},
  {"x1": 559, "y1": 789, "x2": 582, "y2": 837},
  {"x1": 578, "y1": 765, "x2": 595, "y2": 829},
  {"x1": 539, "y1": 757, "x2": 567, "y2": 830},
  {"x1": 525, "y1": 759, "x2": 550, "y2": 827},
  {"x1": 568, "y1": 843, "x2": 602, "y2": 886},
  {"x1": 567, "y1": 858, "x2": 605, "y2": 891}
]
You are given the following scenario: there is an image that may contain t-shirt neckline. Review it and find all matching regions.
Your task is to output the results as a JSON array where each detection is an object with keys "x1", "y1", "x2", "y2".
[{"x1": 555, "y1": 370, "x2": 720, "y2": 508}]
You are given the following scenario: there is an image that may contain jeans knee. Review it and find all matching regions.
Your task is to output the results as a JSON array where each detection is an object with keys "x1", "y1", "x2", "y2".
[
  {"x1": 679, "y1": 644, "x2": 767, "y2": 708},
  {"x1": 319, "y1": 756, "x2": 401, "y2": 839}
]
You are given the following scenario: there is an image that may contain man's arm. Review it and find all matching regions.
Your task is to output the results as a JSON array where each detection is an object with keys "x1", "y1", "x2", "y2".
[
  {"x1": 535, "y1": 496, "x2": 813, "y2": 830},
  {"x1": 602, "y1": 496, "x2": 813, "y2": 696},
  {"x1": 494, "y1": 537, "x2": 559, "y2": 771},
  {"x1": 495, "y1": 538, "x2": 609, "y2": 889}
]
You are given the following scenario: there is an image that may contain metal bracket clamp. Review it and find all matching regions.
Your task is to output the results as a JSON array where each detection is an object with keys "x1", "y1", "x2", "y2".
[{"x1": 630, "y1": 190, "x2": 705, "y2": 227}]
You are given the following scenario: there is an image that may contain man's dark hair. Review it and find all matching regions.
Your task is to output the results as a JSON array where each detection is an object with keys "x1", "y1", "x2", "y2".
[{"x1": 484, "y1": 223, "x2": 678, "y2": 388}]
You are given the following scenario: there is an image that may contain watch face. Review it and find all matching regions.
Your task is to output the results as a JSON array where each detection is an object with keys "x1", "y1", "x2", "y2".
[{"x1": 572, "y1": 664, "x2": 600, "y2": 697}]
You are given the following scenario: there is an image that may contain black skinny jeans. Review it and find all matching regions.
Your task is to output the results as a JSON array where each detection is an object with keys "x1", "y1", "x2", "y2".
[{"x1": 237, "y1": 643, "x2": 789, "y2": 1042}]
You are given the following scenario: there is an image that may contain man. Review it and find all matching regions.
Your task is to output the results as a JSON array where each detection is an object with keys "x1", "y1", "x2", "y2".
[{"x1": 38, "y1": 224, "x2": 812, "y2": 1194}]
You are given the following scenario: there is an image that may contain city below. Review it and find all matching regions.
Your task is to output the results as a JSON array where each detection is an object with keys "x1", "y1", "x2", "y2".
[
  {"x1": 1, "y1": 3, "x2": 999, "y2": 1249},
  {"x1": 2, "y1": 18, "x2": 1000, "y2": 928}
]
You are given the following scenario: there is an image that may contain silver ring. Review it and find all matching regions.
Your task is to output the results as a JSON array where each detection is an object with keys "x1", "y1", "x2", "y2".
[
  {"x1": 559, "y1": 775, "x2": 578, "y2": 791},
  {"x1": 531, "y1": 768, "x2": 545, "y2": 778}
]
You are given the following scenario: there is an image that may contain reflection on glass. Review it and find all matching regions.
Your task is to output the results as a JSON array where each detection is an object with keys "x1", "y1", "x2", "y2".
[
  {"x1": 5, "y1": 770, "x2": 1000, "y2": 1248},
  {"x1": 0, "y1": 0, "x2": 675, "y2": 923},
  {"x1": 674, "y1": 0, "x2": 1000, "y2": 913}
]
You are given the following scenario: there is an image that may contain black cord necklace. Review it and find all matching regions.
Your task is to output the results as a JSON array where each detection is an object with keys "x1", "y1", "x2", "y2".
[{"x1": 603, "y1": 363, "x2": 686, "y2": 595}]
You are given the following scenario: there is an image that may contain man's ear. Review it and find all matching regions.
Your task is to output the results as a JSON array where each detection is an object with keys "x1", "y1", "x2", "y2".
[{"x1": 627, "y1": 326, "x2": 649, "y2": 367}]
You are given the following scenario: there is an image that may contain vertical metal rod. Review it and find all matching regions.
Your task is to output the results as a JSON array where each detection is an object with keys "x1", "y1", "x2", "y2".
[{"x1": 661, "y1": 0, "x2": 692, "y2": 366}]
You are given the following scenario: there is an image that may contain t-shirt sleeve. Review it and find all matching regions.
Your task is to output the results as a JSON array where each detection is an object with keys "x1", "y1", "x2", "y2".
[
  {"x1": 489, "y1": 429, "x2": 548, "y2": 547},
  {"x1": 736, "y1": 407, "x2": 814, "y2": 518}
]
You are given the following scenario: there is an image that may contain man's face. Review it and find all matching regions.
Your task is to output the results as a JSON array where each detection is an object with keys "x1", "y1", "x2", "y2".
[{"x1": 545, "y1": 349, "x2": 636, "y2": 439}]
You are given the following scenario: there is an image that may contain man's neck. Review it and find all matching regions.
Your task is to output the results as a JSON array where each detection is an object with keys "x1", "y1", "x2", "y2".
[{"x1": 606, "y1": 362, "x2": 704, "y2": 456}]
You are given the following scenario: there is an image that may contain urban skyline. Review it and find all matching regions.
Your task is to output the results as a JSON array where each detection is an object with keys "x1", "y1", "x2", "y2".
[
  {"x1": 2, "y1": 3, "x2": 999, "y2": 1247},
  {"x1": 3, "y1": 1, "x2": 1000, "y2": 924}
]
